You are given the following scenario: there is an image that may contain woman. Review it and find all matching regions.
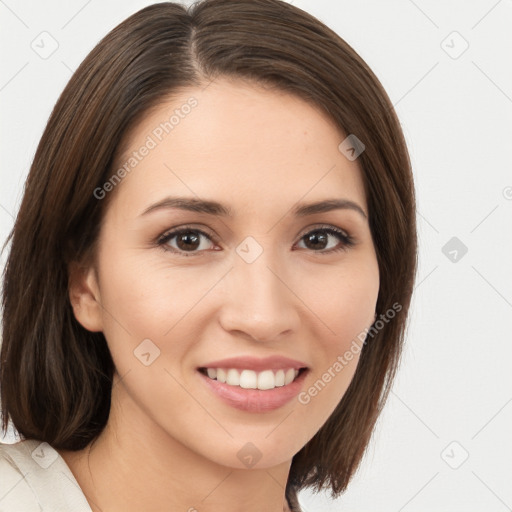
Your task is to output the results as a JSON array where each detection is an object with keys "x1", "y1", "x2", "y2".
[{"x1": 0, "y1": 0, "x2": 417, "y2": 510}]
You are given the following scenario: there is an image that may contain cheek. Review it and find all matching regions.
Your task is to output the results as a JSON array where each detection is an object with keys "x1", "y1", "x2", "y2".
[
  {"x1": 305, "y1": 255, "x2": 379, "y2": 344},
  {"x1": 95, "y1": 247, "x2": 228, "y2": 377},
  {"x1": 93, "y1": 253, "x2": 211, "y2": 415},
  {"x1": 295, "y1": 259, "x2": 379, "y2": 423},
  {"x1": 97, "y1": 248, "x2": 207, "y2": 333}
]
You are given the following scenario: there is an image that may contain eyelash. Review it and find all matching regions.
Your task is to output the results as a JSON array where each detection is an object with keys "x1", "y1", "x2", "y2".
[{"x1": 156, "y1": 224, "x2": 355, "y2": 257}]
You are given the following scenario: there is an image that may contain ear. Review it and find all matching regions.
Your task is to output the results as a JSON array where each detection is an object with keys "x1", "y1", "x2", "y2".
[{"x1": 68, "y1": 261, "x2": 103, "y2": 332}]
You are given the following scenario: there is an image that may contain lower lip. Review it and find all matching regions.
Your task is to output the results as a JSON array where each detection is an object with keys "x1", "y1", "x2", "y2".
[{"x1": 198, "y1": 369, "x2": 308, "y2": 413}]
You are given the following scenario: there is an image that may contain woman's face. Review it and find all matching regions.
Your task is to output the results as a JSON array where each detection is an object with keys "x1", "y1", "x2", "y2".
[{"x1": 74, "y1": 77, "x2": 379, "y2": 469}]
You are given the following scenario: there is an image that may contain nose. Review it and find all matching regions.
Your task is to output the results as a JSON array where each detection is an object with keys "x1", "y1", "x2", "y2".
[{"x1": 218, "y1": 248, "x2": 301, "y2": 344}]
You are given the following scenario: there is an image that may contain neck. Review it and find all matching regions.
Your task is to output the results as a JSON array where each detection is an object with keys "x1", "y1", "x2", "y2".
[{"x1": 59, "y1": 378, "x2": 293, "y2": 512}]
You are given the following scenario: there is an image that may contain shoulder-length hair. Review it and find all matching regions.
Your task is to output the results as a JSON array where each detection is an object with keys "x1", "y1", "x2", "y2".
[{"x1": 1, "y1": 0, "x2": 417, "y2": 503}]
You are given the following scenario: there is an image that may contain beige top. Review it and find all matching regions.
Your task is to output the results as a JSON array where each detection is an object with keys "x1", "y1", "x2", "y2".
[
  {"x1": 0, "y1": 438, "x2": 92, "y2": 511},
  {"x1": 1, "y1": 439, "x2": 301, "y2": 511}
]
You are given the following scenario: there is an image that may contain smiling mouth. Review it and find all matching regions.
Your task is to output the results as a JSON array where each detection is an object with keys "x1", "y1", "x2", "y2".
[{"x1": 198, "y1": 367, "x2": 308, "y2": 391}]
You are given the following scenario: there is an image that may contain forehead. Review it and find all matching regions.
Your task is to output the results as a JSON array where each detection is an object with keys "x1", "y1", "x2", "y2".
[{"x1": 110, "y1": 78, "x2": 367, "y2": 219}]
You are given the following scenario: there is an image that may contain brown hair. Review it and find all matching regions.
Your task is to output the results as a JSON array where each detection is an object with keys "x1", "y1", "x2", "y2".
[{"x1": 0, "y1": 0, "x2": 417, "y2": 503}]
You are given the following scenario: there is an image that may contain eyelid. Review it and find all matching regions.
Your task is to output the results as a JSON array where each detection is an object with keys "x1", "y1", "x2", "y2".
[
  {"x1": 157, "y1": 224, "x2": 217, "y2": 241},
  {"x1": 157, "y1": 222, "x2": 351, "y2": 241},
  {"x1": 296, "y1": 222, "x2": 350, "y2": 239}
]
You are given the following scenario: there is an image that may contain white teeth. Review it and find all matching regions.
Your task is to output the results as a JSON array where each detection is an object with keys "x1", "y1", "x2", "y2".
[
  {"x1": 257, "y1": 370, "x2": 275, "y2": 390},
  {"x1": 284, "y1": 368, "x2": 296, "y2": 385},
  {"x1": 203, "y1": 367, "x2": 302, "y2": 390},
  {"x1": 226, "y1": 368, "x2": 240, "y2": 386},
  {"x1": 240, "y1": 369, "x2": 257, "y2": 389},
  {"x1": 275, "y1": 369, "x2": 285, "y2": 387},
  {"x1": 216, "y1": 368, "x2": 226, "y2": 383}
]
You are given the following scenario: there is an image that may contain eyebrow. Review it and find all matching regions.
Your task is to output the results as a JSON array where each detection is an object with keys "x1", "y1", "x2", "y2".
[{"x1": 139, "y1": 196, "x2": 367, "y2": 219}]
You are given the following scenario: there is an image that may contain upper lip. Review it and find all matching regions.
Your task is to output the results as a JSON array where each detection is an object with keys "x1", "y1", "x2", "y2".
[{"x1": 199, "y1": 356, "x2": 309, "y2": 372}]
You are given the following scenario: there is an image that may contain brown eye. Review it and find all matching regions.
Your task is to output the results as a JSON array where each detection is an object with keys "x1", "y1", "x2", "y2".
[
  {"x1": 296, "y1": 226, "x2": 354, "y2": 254},
  {"x1": 158, "y1": 228, "x2": 216, "y2": 255}
]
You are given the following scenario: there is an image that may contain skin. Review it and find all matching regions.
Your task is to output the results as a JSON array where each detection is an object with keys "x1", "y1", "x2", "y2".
[{"x1": 60, "y1": 77, "x2": 380, "y2": 512}]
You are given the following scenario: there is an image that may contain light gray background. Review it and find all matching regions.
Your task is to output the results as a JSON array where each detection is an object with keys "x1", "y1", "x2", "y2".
[{"x1": 1, "y1": 1, "x2": 511, "y2": 511}]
